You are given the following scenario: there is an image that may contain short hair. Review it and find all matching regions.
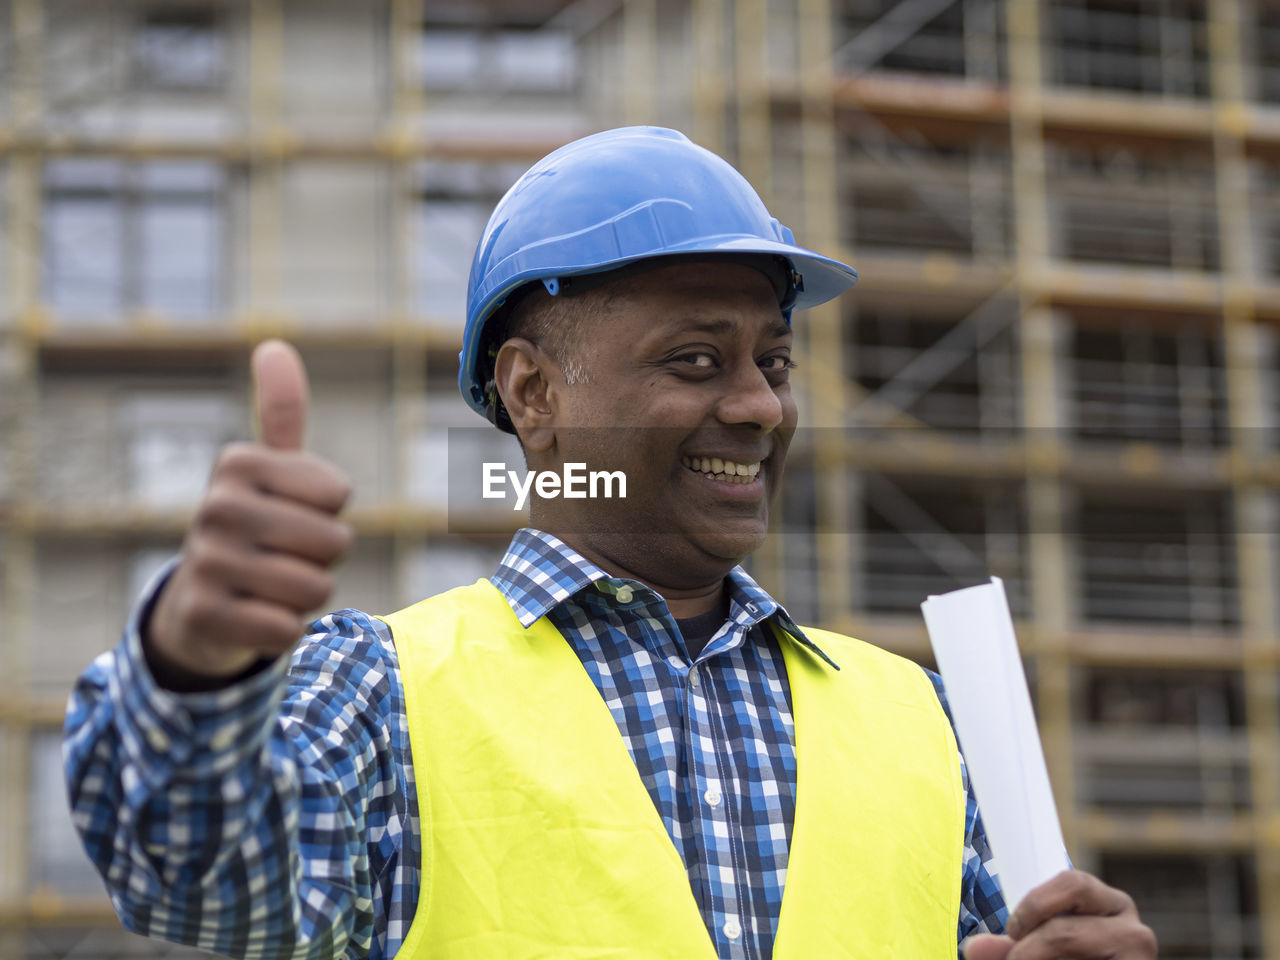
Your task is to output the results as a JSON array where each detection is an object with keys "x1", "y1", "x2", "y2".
[
  {"x1": 503, "y1": 283, "x2": 599, "y2": 386},
  {"x1": 479, "y1": 281, "x2": 606, "y2": 434}
]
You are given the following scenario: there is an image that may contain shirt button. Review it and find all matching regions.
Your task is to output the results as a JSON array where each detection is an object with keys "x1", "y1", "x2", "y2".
[
  {"x1": 703, "y1": 788, "x2": 722, "y2": 807},
  {"x1": 723, "y1": 918, "x2": 742, "y2": 941},
  {"x1": 146, "y1": 727, "x2": 171, "y2": 752},
  {"x1": 688, "y1": 668, "x2": 700, "y2": 688},
  {"x1": 615, "y1": 585, "x2": 634, "y2": 604},
  {"x1": 209, "y1": 727, "x2": 237, "y2": 752}
]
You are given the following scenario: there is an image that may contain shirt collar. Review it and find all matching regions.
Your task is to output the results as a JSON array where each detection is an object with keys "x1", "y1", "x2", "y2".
[
  {"x1": 721, "y1": 564, "x2": 840, "y2": 671},
  {"x1": 490, "y1": 527, "x2": 839, "y2": 670},
  {"x1": 489, "y1": 528, "x2": 609, "y2": 626}
]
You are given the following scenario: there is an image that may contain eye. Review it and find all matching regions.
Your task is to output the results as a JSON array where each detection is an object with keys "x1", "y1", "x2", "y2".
[
  {"x1": 759, "y1": 354, "x2": 796, "y2": 372},
  {"x1": 674, "y1": 352, "x2": 717, "y2": 369}
]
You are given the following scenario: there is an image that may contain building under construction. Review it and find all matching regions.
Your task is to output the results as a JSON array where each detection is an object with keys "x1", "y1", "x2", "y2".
[{"x1": 2, "y1": 0, "x2": 1279, "y2": 957}]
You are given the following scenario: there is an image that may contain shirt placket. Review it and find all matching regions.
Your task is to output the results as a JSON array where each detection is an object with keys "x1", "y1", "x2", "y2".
[{"x1": 686, "y1": 631, "x2": 755, "y2": 960}]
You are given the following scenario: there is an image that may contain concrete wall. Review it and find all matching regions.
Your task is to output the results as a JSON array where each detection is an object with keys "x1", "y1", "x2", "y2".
[
  {"x1": 303, "y1": 347, "x2": 397, "y2": 507},
  {"x1": 37, "y1": 374, "x2": 242, "y2": 507},
  {"x1": 41, "y1": 1, "x2": 243, "y2": 139},
  {"x1": 404, "y1": 540, "x2": 503, "y2": 602},
  {"x1": 280, "y1": 162, "x2": 391, "y2": 320},
  {"x1": 31, "y1": 539, "x2": 135, "y2": 695},
  {"x1": 283, "y1": 0, "x2": 387, "y2": 137},
  {"x1": 329, "y1": 537, "x2": 396, "y2": 618},
  {"x1": 0, "y1": 160, "x2": 9, "y2": 322},
  {"x1": 37, "y1": 379, "x2": 131, "y2": 507}
]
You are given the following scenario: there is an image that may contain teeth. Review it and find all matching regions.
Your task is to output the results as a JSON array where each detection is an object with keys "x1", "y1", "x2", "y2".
[{"x1": 681, "y1": 456, "x2": 763, "y2": 483}]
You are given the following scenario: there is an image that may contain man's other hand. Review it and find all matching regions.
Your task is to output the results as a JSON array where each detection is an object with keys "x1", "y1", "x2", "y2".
[
  {"x1": 962, "y1": 870, "x2": 1157, "y2": 960},
  {"x1": 144, "y1": 339, "x2": 354, "y2": 688}
]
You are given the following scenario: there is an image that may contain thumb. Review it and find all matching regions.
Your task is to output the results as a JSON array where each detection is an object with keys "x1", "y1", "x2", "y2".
[
  {"x1": 962, "y1": 934, "x2": 1014, "y2": 960},
  {"x1": 252, "y1": 339, "x2": 309, "y2": 450}
]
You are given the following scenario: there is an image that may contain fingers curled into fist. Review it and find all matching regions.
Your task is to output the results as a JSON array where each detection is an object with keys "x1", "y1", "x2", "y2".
[{"x1": 963, "y1": 870, "x2": 1157, "y2": 960}]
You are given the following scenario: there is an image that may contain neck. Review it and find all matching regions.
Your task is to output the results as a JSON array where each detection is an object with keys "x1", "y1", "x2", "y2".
[{"x1": 549, "y1": 530, "x2": 729, "y2": 619}]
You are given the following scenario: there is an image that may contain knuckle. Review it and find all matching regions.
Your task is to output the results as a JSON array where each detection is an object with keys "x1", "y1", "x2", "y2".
[
  {"x1": 215, "y1": 442, "x2": 259, "y2": 476},
  {"x1": 1009, "y1": 896, "x2": 1038, "y2": 933},
  {"x1": 269, "y1": 615, "x2": 306, "y2": 651},
  {"x1": 303, "y1": 570, "x2": 334, "y2": 609},
  {"x1": 1117, "y1": 888, "x2": 1138, "y2": 914},
  {"x1": 185, "y1": 538, "x2": 219, "y2": 579},
  {"x1": 199, "y1": 486, "x2": 246, "y2": 528},
  {"x1": 244, "y1": 613, "x2": 291, "y2": 653},
  {"x1": 331, "y1": 521, "x2": 355, "y2": 556},
  {"x1": 1131, "y1": 922, "x2": 1158, "y2": 953},
  {"x1": 330, "y1": 470, "x2": 354, "y2": 509},
  {"x1": 296, "y1": 452, "x2": 352, "y2": 506},
  {"x1": 1042, "y1": 918, "x2": 1074, "y2": 951},
  {"x1": 180, "y1": 589, "x2": 219, "y2": 634},
  {"x1": 261, "y1": 630, "x2": 294, "y2": 654}
]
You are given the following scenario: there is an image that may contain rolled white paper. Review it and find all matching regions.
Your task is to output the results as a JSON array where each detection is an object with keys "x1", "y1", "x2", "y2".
[{"x1": 921, "y1": 576, "x2": 1069, "y2": 913}]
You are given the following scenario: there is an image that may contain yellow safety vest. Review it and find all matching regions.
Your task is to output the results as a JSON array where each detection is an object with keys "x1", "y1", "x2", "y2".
[{"x1": 380, "y1": 579, "x2": 964, "y2": 959}]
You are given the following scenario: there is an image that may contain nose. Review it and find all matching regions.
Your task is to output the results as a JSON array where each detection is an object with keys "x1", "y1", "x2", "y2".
[{"x1": 715, "y1": 362, "x2": 785, "y2": 433}]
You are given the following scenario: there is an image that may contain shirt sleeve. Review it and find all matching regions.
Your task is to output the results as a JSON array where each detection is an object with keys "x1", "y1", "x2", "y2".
[
  {"x1": 922, "y1": 667, "x2": 1009, "y2": 954},
  {"x1": 63, "y1": 573, "x2": 415, "y2": 960}
]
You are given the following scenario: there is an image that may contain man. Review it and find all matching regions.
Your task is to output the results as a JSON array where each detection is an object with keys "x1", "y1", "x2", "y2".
[{"x1": 65, "y1": 127, "x2": 1156, "y2": 959}]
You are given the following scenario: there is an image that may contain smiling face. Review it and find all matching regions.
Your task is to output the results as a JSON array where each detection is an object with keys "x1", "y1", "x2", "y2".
[{"x1": 494, "y1": 260, "x2": 797, "y2": 590}]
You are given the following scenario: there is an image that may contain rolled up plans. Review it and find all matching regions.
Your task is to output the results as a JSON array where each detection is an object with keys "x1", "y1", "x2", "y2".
[{"x1": 921, "y1": 576, "x2": 1069, "y2": 913}]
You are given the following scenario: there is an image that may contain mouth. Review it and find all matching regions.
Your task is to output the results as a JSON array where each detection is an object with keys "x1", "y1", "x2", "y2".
[{"x1": 680, "y1": 455, "x2": 763, "y2": 485}]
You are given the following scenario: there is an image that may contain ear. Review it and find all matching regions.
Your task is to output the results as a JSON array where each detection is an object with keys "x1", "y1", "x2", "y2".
[{"x1": 493, "y1": 337, "x2": 557, "y2": 453}]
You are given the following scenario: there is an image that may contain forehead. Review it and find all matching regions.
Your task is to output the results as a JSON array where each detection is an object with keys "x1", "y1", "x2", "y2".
[{"x1": 603, "y1": 261, "x2": 787, "y2": 329}]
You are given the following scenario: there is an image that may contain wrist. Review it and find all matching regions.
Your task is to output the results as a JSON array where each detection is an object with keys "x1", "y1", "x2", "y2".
[
  {"x1": 142, "y1": 584, "x2": 267, "y2": 692},
  {"x1": 143, "y1": 634, "x2": 273, "y2": 693}
]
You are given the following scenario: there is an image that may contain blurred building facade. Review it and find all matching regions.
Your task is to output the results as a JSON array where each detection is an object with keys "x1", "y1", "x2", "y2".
[{"x1": 1, "y1": 0, "x2": 1279, "y2": 957}]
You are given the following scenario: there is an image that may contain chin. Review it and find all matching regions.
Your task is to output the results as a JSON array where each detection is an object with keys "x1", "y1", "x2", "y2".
[{"x1": 688, "y1": 525, "x2": 769, "y2": 565}]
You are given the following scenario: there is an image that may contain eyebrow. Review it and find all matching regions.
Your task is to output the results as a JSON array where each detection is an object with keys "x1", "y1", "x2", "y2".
[{"x1": 678, "y1": 318, "x2": 792, "y2": 339}]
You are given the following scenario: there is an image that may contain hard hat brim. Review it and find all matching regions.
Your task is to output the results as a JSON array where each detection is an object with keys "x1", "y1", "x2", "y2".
[{"x1": 652, "y1": 237, "x2": 859, "y2": 311}]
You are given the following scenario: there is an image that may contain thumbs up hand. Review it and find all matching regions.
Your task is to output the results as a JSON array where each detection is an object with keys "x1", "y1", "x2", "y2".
[{"x1": 145, "y1": 340, "x2": 354, "y2": 690}]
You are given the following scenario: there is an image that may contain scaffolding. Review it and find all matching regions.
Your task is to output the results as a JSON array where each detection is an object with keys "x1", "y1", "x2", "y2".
[{"x1": 3, "y1": 0, "x2": 1280, "y2": 957}]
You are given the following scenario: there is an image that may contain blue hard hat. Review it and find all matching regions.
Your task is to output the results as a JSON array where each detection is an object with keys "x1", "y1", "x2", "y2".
[{"x1": 459, "y1": 125, "x2": 858, "y2": 428}]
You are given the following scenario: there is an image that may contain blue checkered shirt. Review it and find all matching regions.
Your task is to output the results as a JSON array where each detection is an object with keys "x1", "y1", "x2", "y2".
[{"x1": 65, "y1": 527, "x2": 1007, "y2": 959}]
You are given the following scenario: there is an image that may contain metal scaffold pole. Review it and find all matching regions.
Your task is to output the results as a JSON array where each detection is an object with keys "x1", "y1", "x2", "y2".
[
  {"x1": 623, "y1": 0, "x2": 658, "y2": 124},
  {"x1": 2, "y1": 0, "x2": 43, "y2": 950},
  {"x1": 248, "y1": 0, "x2": 285, "y2": 336},
  {"x1": 796, "y1": 0, "x2": 853, "y2": 627},
  {"x1": 1209, "y1": 0, "x2": 1280, "y2": 953},
  {"x1": 734, "y1": 0, "x2": 772, "y2": 206},
  {"x1": 1006, "y1": 0, "x2": 1077, "y2": 854},
  {"x1": 691, "y1": 0, "x2": 727, "y2": 155},
  {"x1": 391, "y1": 0, "x2": 422, "y2": 318},
  {"x1": 391, "y1": 0, "x2": 424, "y2": 608}
]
